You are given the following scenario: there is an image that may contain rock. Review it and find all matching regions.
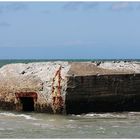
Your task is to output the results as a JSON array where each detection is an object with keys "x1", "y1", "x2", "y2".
[
  {"x1": 96, "y1": 61, "x2": 101, "y2": 66},
  {"x1": 21, "y1": 71, "x2": 26, "y2": 74}
]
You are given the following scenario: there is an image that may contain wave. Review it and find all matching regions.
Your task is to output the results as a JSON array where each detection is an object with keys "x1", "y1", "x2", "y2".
[
  {"x1": 0, "y1": 112, "x2": 38, "y2": 120},
  {"x1": 72, "y1": 113, "x2": 127, "y2": 119}
]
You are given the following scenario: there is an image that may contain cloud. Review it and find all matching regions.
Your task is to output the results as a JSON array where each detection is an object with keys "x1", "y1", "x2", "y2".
[
  {"x1": 42, "y1": 10, "x2": 50, "y2": 14},
  {"x1": 6, "y1": 3, "x2": 28, "y2": 11},
  {"x1": 63, "y1": 2, "x2": 99, "y2": 11},
  {"x1": 63, "y1": 40, "x2": 96, "y2": 46},
  {"x1": 82, "y1": 2, "x2": 99, "y2": 10},
  {"x1": 110, "y1": 2, "x2": 135, "y2": 11},
  {"x1": 0, "y1": 22, "x2": 11, "y2": 27},
  {"x1": 135, "y1": 3, "x2": 140, "y2": 10},
  {"x1": 0, "y1": 2, "x2": 28, "y2": 13},
  {"x1": 63, "y1": 2, "x2": 83, "y2": 11}
]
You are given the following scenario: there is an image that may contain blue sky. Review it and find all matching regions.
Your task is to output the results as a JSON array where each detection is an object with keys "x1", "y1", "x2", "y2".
[{"x1": 0, "y1": 2, "x2": 140, "y2": 59}]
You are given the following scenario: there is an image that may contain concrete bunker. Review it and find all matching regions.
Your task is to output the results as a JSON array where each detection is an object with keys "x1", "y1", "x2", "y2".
[
  {"x1": 15, "y1": 92, "x2": 37, "y2": 112},
  {"x1": 1, "y1": 61, "x2": 140, "y2": 114}
]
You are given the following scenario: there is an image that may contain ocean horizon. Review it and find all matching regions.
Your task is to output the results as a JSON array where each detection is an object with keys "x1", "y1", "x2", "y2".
[{"x1": 0, "y1": 59, "x2": 140, "y2": 68}]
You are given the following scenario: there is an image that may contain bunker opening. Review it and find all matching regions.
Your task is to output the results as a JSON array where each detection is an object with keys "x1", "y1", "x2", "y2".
[
  {"x1": 20, "y1": 97, "x2": 34, "y2": 111},
  {"x1": 15, "y1": 92, "x2": 37, "y2": 112}
]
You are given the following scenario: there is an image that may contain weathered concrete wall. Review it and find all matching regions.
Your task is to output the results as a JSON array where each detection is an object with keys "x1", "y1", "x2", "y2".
[{"x1": 66, "y1": 74, "x2": 140, "y2": 114}]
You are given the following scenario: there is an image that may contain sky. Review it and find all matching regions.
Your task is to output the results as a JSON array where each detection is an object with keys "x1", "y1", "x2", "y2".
[{"x1": 0, "y1": 2, "x2": 140, "y2": 59}]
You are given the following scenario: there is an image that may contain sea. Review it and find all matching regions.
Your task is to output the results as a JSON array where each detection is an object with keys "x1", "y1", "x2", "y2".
[{"x1": 0, "y1": 59, "x2": 140, "y2": 138}]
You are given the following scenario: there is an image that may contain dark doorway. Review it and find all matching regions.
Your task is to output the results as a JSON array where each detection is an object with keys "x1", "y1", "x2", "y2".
[{"x1": 20, "y1": 97, "x2": 34, "y2": 111}]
